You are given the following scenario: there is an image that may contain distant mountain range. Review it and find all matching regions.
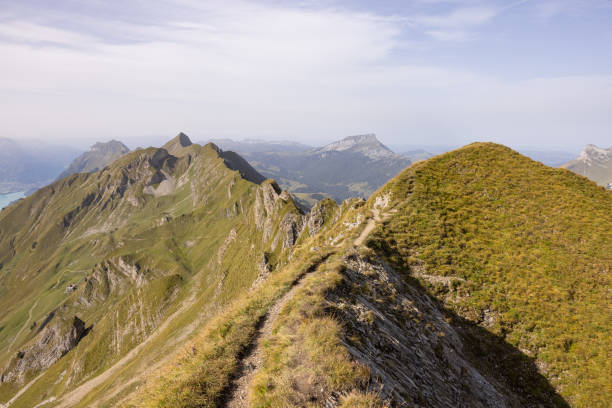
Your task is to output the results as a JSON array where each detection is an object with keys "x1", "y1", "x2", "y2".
[
  {"x1": 562, "y1": 144, "x2": 612, "y2": 189},
  {"x1": 210, "y1": 134, "x2": 411, "y2": 206},
  {"x1": 516, "y1": 149, "x2": 578, "y2": 167},
  {"x1": 0, "y1": 138, "x2": 80, "y2": 194},
  {"x1": 205, "y1": 138, "x2": 311, "y2": 153},
  {"x1": 57, "y1": 140, "x2": 130, "y2": 180}
]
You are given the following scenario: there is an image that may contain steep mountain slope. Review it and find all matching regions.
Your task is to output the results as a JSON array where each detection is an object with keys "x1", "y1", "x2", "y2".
[
  {"x1": 0, "y1": 138, "x2": 80, "y2": 194},
  {"x1": 561, "y1": 144, "x2": 612, "y2": 188},
  {"x1": 123, "y1": 144, "x2": 609, "y2": 408},
  {"x1": 368, "y1": 143, "x2": 612, "y2": 407},
  {"x1": 0, "y1": 133, "x2": 305, "y2": 408},
  {"x1": 239, "y1": 134, "x2": 411, "y2": 204},
  {"x1": 1, "y1": 140, "x2": 609, "y2": 408},
  {"x1": 57, "y1": 141, "x2": 130, "y2": 180}
]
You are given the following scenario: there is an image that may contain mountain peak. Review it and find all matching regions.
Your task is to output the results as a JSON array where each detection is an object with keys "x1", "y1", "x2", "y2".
[
  {"x1": 317, "y1": 133, "x2": 400, "y2": 160},
  {"x1": 89, "y1": 140, "x2": 129, "y2": 154},
  {"x1": 571, "y1": 144, "x2": 612, "y2": 167},
  {"x1": 162, "y1": 132, "x2": 193, "y2": 156},
  {"x1": 176, "y1": 132, "x2": 192, "y2": 147}
]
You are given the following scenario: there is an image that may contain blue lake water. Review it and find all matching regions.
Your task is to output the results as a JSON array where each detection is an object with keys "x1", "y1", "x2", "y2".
[{"x1": 0, "y1": 191, "x2": 26, "y2": 210}]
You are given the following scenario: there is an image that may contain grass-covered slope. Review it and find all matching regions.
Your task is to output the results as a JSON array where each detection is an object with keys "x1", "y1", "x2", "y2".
[
  {"x1": 2, "y1": 140, "x2": 609, "y2": 408},
  {"x1": 0, "y1": 135, "x2": 305, "y2": 407},
  {"x1": 368, "y1": 143, "x2": 612, "y2": 407}
]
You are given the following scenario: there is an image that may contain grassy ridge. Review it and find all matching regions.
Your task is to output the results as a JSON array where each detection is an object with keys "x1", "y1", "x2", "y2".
[
  {"x1": 0, "y1": 141, "x2": 306, "y2": 407},
  {"x1": 122, "y1": 251, "x2": 333, "y2": 408},
  {"x1": 368, "y1": 143, "x2": 612, "y2": 407},
  {"x1": 250, "y1": 258, "x2": 382, "y2": 408}
]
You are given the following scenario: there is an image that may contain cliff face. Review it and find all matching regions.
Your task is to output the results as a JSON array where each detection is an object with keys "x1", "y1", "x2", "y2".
[{"x1": 2, "y1": 313, "x2": 88, "y2": 385}]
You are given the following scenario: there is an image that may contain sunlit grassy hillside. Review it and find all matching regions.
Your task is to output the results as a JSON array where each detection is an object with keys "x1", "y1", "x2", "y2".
[{"x1": 368, "y1": 143, "x2": 612, "y2": 407}]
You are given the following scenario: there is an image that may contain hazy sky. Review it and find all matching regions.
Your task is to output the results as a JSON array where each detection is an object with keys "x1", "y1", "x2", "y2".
[{"x1": 1, "y1": 0, "x2": 611, "y2": 150}]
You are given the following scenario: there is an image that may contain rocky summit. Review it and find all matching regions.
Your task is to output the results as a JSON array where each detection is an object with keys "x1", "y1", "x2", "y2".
[
  {"x1": 0, "y1": 137, "x2": 610, "y2": 408},
  {"x1": 561, "y1": 144, "x2": 612, "y2": 188},
  {"x1": 316, "y1": 134, "x2": 401, "y2": 160}
]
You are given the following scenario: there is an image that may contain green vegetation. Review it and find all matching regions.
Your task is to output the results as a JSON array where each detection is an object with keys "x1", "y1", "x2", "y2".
[
  {"x1": 250, "y1": 258, "x2": 376, "y2": 408},
  {"x1": 121, "y1": 196, "x2": 370, "y2": 407},
  {"x1": 0, "y1": 137, "x2": 306, "y2": 407},
  {"x1": 1, "y1": 138, "x2": 610, "y2": 408},
  {"x1": 368, "y1": 143, "x2": 612, "y2": 407},
  {"x1": 123, "y1": 251, "x2": 332, "y2": 408}
]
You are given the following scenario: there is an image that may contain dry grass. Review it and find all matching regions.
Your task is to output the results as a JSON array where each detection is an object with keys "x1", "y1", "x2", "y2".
[
  {"x1": 121, "y1": 251, "x2": 332, "y2": 408},
  {"x1": 250, "y1": 258, "x2": 380, "y2": 407}
]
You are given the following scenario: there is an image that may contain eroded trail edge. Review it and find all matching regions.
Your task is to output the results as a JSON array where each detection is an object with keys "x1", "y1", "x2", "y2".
[{"x1": 221, "y1": 257, "x2": 328, "y2": 408}]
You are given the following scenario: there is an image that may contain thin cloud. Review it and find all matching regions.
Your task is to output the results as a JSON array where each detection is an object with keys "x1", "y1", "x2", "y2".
[
  {"x1": 0, "y1": 0, "x2": 610, "y2": 149},
  {"x1": 412, "y1": 6, "x2": 499, "y2": 28}
]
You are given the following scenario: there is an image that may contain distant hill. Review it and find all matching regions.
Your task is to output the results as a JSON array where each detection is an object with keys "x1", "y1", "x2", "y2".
[
  {"x1": 230, "y1": 134, "x2": 411, "y2": 204},
  {"x1": 57, "y1": 140, "x2": 130, "y2": 180},
  {"x1": 204, "y1": 138, "x2": 312, "y2": 153},
  {"x1": 0, "y1": 138, "x2": 80, "y2": 194},
  {"x1": 561, "y1": 144, "x2": 612, "y2": 188},
  {"x1": 402, "y1": 149, "x2": 434, "y2": 162}
]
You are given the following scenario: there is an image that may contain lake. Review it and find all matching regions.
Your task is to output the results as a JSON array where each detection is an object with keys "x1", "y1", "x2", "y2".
[{"x1": 0, "y1": 191, "x2": 26, "y2": 210}]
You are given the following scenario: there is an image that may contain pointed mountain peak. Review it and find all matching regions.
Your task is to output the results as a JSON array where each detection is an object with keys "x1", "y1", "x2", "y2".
[
  {"x1": 163, "y1": 132, "x2": 193, "y2": 156},
  {"x1": 176, "y1": 132, "x2": 192, "y2": 147}
]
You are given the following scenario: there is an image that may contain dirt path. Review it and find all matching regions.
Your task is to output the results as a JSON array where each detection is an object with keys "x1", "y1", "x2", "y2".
[
  {"x1": 223, "y1": 263, "x2": 322, "y2": 408},
  {"x1": 354, "y1": 208, "x2": 381, "y2": 246},
  {"x1": 8, "y1": 299, "x2": 39, "y2": 352},
  {"x1": 4, "y1": 372, "x2": 45, "y2": 408}
]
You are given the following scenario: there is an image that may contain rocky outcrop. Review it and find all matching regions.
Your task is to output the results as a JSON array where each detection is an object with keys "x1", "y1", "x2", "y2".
[
  {"x1": 328, "y1": 251, "x2": 526, "y2": 407},
  {"x1": 301, "y1": 198, "x2": 339, "y2": 237},
  {"x1": 277, "y1": 213, "x2": 303, "y2": 250},
  {"x1": 1, "y1": 312, "x2": 88, "y2": 385},
  {"x1": 77, "y1": 257, "x2": 147, "y2": 307},
  {"x1": 253, "y1": 181, "x2": 281, "y2": 231},
  {"x1": 562, "y1": 144, "x2": 612, "y2": 186},
  {"x1": 253, "y1": 181, "x2": 307, "y2": 252}
]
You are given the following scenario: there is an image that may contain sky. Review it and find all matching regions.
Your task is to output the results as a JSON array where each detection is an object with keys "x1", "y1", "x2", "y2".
[{"x1": 0, "y1": 0, "x2": 611, "y2": 151}]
